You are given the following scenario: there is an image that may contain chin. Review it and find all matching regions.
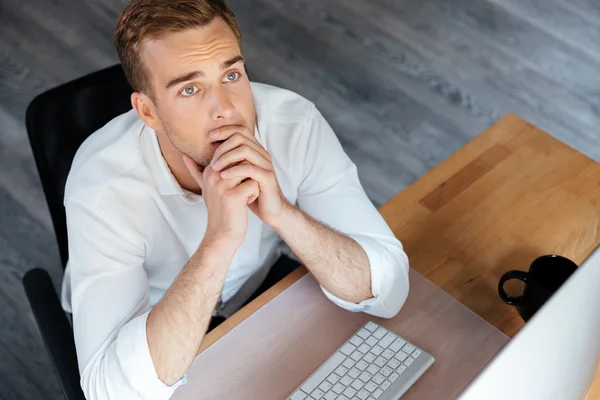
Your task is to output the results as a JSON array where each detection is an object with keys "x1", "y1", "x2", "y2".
[{"x1": 190, "y1": 149, "x2": 216, "y2": 168}]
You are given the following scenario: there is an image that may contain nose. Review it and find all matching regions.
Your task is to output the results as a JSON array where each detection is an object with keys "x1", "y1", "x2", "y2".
[{"x1": 209, "y1": 85, "x2": 236, "y2": 121}]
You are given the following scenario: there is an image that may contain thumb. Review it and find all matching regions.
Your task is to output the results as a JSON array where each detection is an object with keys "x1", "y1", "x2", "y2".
[{"x1": 182, "y1": 154, "x2": 204, "y2": 187}]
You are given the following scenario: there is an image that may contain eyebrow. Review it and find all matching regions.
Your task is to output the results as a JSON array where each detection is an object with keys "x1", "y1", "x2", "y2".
[{"x1": 165, "y1": 55, "x2": 245, "y2": 89}]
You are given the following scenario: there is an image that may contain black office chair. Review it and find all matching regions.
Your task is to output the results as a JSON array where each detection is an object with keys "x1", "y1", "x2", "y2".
[
  {"x1": 22, "y1": 64, "x2": 299, "y2": 400},
  {"x1": 23, "y1": 64, "x2": 134, "y2": 400}
]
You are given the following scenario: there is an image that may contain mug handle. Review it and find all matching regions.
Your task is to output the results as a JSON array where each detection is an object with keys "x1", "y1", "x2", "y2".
[{"x1": 498, "y1": 270, "x2": 528, "y2": 306}]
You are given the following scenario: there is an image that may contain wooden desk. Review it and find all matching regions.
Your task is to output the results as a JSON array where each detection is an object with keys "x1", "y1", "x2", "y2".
[
  {"x1": 186, "y1": 113, "x2": 600, "y2": 398},
  {"x1": 379, "y1": 113, "x2": 600, "y2": 337},
  {"x1": 377, "y1": 113, "x2": 600, "y2": 398}
]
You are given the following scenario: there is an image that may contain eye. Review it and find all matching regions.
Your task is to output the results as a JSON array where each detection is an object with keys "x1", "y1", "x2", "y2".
[
  {"x1": 180, "y1": 85, "x2": 199, "y2": 97},
  {"x1": 224, "y1": 72, "x2": 241, "y2": 82}
]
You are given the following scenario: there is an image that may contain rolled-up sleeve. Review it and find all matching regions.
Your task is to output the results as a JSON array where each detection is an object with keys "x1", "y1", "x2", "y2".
[
  {"x1": 295, "y1": 104, "x2": 410, "y2": 319},
  {"x1": 65, "y1": 199, "x2": 185, "y2": 400}
]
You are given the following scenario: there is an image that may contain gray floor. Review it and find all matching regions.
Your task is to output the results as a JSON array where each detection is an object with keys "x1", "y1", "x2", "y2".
[{"x1": 1, "y1": 0, "x2": 599, "y2": 398}]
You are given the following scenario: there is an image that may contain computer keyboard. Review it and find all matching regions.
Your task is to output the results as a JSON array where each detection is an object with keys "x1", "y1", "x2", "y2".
[{"x1": 287, "y1": 321, "x2": 435, "y2": 400}]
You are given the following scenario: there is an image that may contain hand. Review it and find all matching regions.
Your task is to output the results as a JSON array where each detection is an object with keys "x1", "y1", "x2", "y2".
[
  {"x1": 183, "y1": 155, "x2": 259, "y2": 249},
  {"x1": 209, "y1": 125, "x2": 291, "y2": 227}
]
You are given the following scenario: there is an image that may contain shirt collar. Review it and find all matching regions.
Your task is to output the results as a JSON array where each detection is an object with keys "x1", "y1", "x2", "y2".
[{"x1": 140, "y1": 123, "x2": 185, "y2": 196}]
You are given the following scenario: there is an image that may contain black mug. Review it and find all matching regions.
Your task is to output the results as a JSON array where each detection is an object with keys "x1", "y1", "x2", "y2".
[{"x1": 498, "y1": 254, "x2": 578, "y2": 321}]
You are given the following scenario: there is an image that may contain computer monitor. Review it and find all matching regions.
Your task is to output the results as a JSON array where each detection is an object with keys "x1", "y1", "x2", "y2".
[{"x1": 458, "y1": 246, "x2": 600, "y2": 400}]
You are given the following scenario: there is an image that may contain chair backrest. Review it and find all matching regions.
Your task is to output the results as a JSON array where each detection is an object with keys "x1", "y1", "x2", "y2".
[{"x1": 26, "y1": 64, "x2": 133, "y2": 267}]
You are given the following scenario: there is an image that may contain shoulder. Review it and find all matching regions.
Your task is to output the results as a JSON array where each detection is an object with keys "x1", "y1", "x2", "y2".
[
  {"x1": 251, "y1": 82, "x2": 316, "y2": 125},
  {"x1": 64, "y1": 109, "x2": 155, "y2": 219}
]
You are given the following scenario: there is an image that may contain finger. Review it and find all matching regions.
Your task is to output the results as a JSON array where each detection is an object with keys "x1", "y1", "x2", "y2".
[
  {"x1": 211, "y1": 133, "x2": 270, "y2": 167},
  {"x1": 210, "y1": 125, "x2": 257, "y2": 145},
  {"x1": 212, "y1": 145, "x2": 272, "y2": 172},
  {"x1": 220, "y1": 163, "x2": 271, "y2": 185},
  {"x1": 230, "y1": 178, "x2": 260, "y2": 205},
  {"x1": 182, "y1": 154, "x2": 204, "y2": 187}
]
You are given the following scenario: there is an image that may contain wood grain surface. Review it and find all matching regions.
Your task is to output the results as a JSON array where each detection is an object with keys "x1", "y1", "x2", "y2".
[
  {"x1": 380, "y1": 113, "x2": 600, "y2": 398},
  {"x1": 379, "y1": 113, "x2": 600, "y2": 337}
]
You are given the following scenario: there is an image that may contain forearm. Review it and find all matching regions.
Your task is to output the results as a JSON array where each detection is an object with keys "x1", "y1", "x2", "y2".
[
  {"x1": 146, "y1": 238, "x2": 235, "y2": 385},
  {"x1": 272, "y1": 204, "x2": 372, "y2": 303}
]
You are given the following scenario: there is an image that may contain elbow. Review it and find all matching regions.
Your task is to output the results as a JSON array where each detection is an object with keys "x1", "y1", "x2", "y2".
[
  {"x1": 80, "y1": 360, "x2": 113, "y2": 400},
  {"x1": 367, "y1": 249, "x2": 410, "y2": 319},
  {"x1": 364, "y1": 282, "x2": 409, "y2": 319},
  {"x1": 79, "y1": 353, "x2": 140, "y2": 400}
]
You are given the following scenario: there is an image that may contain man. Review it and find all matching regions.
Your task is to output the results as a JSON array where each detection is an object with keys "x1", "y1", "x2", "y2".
[{"x1": 60, "y1": 1, "x2": 410, "y2": 399}]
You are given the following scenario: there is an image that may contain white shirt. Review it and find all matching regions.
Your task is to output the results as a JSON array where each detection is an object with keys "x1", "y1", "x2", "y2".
[{"x1": 61, "y1": 82, "x2": 410, "y2": 400}]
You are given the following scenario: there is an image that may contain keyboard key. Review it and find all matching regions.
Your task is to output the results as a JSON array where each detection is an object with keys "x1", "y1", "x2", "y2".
[
  {"x1": 397, "y1": 365, "x2": 407, "y2": 374},
  {"x1": 372, "y1": 388, "x2": 384, "y2": 399},
  {"x1": 323, "y1": 392, "x2": 337, "y2": 400},
  {"x1": 379, "y1": 333, "x2": 396, "y2": 348},
  {"x1": 350, "y1": 336, "x2": 364, "y2": 347},
  {"x1": 357, "y1": 389, "x2": 370, "y2": 399},
  {"x1": 364, "y1": 381, "x2": 378, "y2": 393},
  {"x1": 395, "y1": 351, "x2": 408, "y2": 362},
  {"x1": 412, "y1": 349, "x2": 422, "y2": 359},
  {"x1": 300, "y1": 352, "x2": 346, "y2": 394},
  {"x1": 382, "y1": 349, "x2": 395, "y2": 360},
  {"x1": 365, "y1": 336, "x2": 378, "y2": 346},
  {"x1": 372, "y1": 373, "x2": 385, "y2": 385},
  {"x1": 340, "y1": 343, "x2": 356, "y2": 356},
  {"x1": 358, "y1": 344, "x2": 371, "y2": 354},
  {"x1": 326, "y1": 373, "x2": 340, "y2": 384},
  {"x1": 365, "y1": 322, "x2": 378, "y2": 332},
  {"x1": 343, "y1": 358, "x2": 355, "y2": 369},
  {"x1": 367, "y1": 364, "x2": 379, "y2": 375},
  {"x1": 363, "y1": 353, "x2": 376, "y2": 363},
  {"x1": 389, "y1": 338, "x2": 406, "y2": 352},
  {"x1": 380, "y1": 366, "x2": 393, "y2": 377},
  {"x1": 332, "y1": 383, "x2": 345, "y2": 394},
  {"x1": 389, "y1": 372, "x2": 400, "y2": 382},
  {"x1": 334, "y1": 366, "x2": 348, "y2": 377},
  {"x1": 403, "y1": 343, "x2": 416, "y2": 354},
  {"x1": 371, "y1": 345, "x2": 384, "y2": 356},
  {"x1": 340, "y1": 375, "x2": 354, "y2": 386},
  {"x1": 373, "y1": 327, "x2": 387, "y2": 339},
  {"x1": 359, "y1": 371, "x2": 373, "y2": 382},
  {"x1": 351, "y1": 351, "x2": 364, "y2": 362},
  {"x1": 318, "y1": 381, "x2": 332, "y2": 392},
  {"x1": 289, "y1": 391, "x2": 308, "y2": 400},
  {"x1": 311, "y1": 388, "x2": 324, "y2": 399},
  {"x1": 387, "y1": 359, "x2": 401, "y2": 369},
  {"x1": 356, "y1": 360, "x2": 369, "y2": 371},
  {"x1": 374, "y1": 356, "x2": 387, "y2": 367},
  {"x1": 357, "y1": 328, "x2": 370, "y2": 339},
  {"x1": 348, "y1": 368, "x2": 360, "y2": 379},
  {"x1": 351, "y1": 379, "x2": 364, "y2": 390},
  {"x1": 404, "y1": 357, "x2": 415, "y2": 367},
  {"x1": 343, "y1": 387, "x2": 357, "y2": 398},
  {"x1": 381, "y1": 380, "x2": 392, "y2": 391}
]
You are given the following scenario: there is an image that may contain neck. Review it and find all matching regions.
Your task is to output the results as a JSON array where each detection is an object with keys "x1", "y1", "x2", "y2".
[{"x1": 155, "y1": 130, "x2": 203, "y2": 195}]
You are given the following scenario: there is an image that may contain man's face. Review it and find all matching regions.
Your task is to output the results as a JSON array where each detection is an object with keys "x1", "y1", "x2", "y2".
[{"x1": 141, "y1": 18, "x2": 254, "y2": 167}]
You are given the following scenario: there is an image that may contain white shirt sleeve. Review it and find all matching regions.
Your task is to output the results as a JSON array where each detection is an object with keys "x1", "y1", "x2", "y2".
[
  {"x1": 65, "y1": 198, "x2": 185, "y2": 400},
  {"x1": 295, "y1": 104, "x2": 410, "y2": 319}
]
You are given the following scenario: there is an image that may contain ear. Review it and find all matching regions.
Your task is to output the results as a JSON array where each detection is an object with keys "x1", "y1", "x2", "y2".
[{"x1": 131, "y1": 92, "x2": 162, "y2": 131}]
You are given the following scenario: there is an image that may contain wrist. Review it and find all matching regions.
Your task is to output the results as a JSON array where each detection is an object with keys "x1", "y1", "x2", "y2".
[
  {"x1": 269, "y1": 201, "x2": 300, "y2": 232},
  {"x1": 198, "y1": 233, "x2": 239, "y2": 261}
]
